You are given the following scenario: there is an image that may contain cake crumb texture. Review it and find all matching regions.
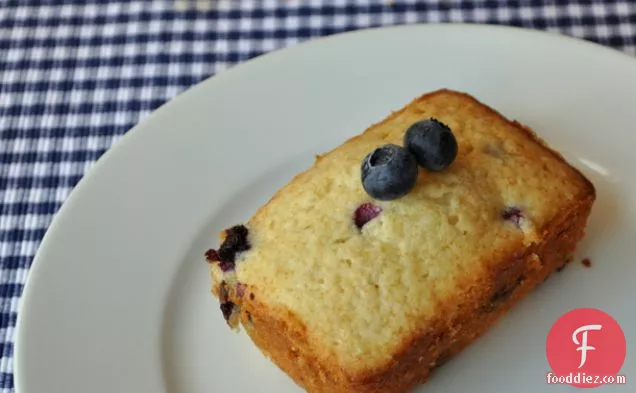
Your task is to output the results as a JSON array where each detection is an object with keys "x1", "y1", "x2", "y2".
[{"x1": 209, "y1": 89, "x2": 595, "y2": 392}]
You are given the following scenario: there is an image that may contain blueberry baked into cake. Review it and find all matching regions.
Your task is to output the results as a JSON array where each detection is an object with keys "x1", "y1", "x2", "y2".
[{"x1": 205, "y1": 89, "x2": 595, "y2": 393}]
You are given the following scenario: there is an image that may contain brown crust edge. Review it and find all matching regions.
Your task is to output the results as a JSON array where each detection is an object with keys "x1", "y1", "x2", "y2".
[
  {"x1": 230, "y1": 192, "x2": 593, "y2": 393},
  {"x1": 215, "y1": 89, "x2": 596, "y2": 393}
]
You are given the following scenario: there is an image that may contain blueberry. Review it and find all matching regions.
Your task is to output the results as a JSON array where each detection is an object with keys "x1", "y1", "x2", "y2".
[
  {"x1": 354, "y1": 202, "x2": 382, "y2": 229},
  {"x1": 361, "y1": 144, "x2": 419, "y2": 201},
  {"x1": 404, "y1": 119, "x2": 458, "y2": 171},
  {"x1": 205, "y1": 249, "x2": 219, "y2": 263},
  {"x1": 219, "y1": 225, "x2": 250, "y2": 262},
  {"x1": 220, "y1": 302, "x2": 235, "y2": 322},
  {"x1": 205, "y1": 225, "x2": 251, "y2": 272}
]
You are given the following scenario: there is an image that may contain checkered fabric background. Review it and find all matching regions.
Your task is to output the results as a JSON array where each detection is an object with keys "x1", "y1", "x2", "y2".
[{"x1": 1, "y1": 0, "x2": 634, "y2": 391}]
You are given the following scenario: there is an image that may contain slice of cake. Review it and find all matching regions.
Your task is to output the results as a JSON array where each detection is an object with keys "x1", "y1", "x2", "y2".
[{"x1": 205, "y1": 89, "x2": 595, "y2": 393}]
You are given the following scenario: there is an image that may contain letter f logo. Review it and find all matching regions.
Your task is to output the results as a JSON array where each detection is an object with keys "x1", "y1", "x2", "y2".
[{"x1": 572, "y1": 324, "x2": 602, "y2": 368}]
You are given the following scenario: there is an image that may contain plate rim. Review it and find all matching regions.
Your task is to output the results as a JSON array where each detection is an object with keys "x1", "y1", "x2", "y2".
[{"x1": 13, "y1": 22, "x2": 636, "y2": 392}]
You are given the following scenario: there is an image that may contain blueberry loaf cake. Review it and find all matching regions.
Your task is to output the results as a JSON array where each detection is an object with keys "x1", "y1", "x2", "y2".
[{"x1": 205, "y1": 89, "x2": 595, "y2": 393}]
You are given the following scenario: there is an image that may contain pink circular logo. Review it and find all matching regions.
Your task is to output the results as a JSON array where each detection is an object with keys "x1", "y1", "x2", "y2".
[{"x1": 546, "y1": 308, "x2": 626, "y2": 388}]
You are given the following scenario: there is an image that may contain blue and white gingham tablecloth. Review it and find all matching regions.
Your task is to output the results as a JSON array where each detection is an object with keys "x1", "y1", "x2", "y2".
[{"x1": 1, "y1": 1, "x2": 635, "y2": 391}]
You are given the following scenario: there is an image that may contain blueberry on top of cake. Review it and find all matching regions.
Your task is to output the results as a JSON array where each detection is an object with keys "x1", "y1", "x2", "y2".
[{"x1": 205, "y1": 90, "x2": 595, "y2": 393}]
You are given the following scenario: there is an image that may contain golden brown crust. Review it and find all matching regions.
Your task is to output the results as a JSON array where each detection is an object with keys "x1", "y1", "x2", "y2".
[
  {"x1": 232, "y1": 191, "x2": 593, "y2": 393},
  {"x1": 212, "y1": 89, "x2": 596, "y2": 392}
]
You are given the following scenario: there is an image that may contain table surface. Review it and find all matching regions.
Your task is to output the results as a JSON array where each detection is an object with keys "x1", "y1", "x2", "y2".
[{"x1": 1, "y1": 1, "x2": 635, "y2": 392}]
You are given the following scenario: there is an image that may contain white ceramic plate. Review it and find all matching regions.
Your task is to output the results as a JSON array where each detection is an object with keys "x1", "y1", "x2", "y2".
[{"x1": 15, "y1": 24, "x2": 636, "y2": 393}]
